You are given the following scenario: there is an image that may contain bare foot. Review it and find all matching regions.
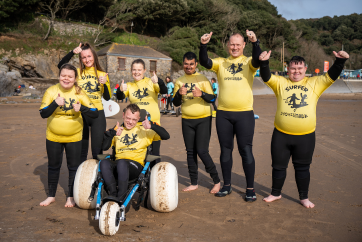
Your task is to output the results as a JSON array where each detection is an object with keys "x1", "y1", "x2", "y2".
[
  {"x1": 210, "y1": 182, "x2": 221, "y2": 194},
  {"x1": 263, "y1": 194, "x2": 282, "y2": 202},
  {"x1": 65, "y1": 197, "x2": 75, "y2": 207},
  {"x1": 40, "y1": 197, "x2": 55, "y2": 206},
  {"x1": 300, "y1": 199, "x2": 315, "y2": 208},
  {"x1": 182, "y1": 185, "x2": 198, "y2": 192}
]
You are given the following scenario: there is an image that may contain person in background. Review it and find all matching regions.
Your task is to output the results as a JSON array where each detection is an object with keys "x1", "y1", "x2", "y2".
[{"x1": 211, "y1": 78, "x2": 218, "y2": 117}]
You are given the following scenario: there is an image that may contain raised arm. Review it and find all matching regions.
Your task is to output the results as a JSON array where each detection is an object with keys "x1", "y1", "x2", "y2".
[
  {"x1": 199, "y1": 32, "x2": 213, "y2": 69},
  {"x1": 116, "y1": 80, "x2": 127, "y2": 100},
  {"x1": 246, "y1": 30, "x2": 262, "y2": 69},
  {"x1": 328, "y1": 51, "x2": 349, "y2": 81},
  {"x1": 57, "y1": 43, "x2": 82, "y2": 69},
  {"x1": 259, "y1": 50, "x2": 272, "y2": 82},
  {"x1": 39, "y1": 100, "x2": 59, "y2": 118}
]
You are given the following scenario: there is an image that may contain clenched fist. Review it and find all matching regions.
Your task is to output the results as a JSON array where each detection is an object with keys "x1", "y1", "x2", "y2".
[{"x1": 201, "y1": 32, "x2": 213, "y2": 44}]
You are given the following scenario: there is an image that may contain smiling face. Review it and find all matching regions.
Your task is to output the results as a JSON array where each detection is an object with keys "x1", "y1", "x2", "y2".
[
  {"x1": 131, "y1": 63, "x2": 146, "y2": 81},
  {"x1": 122, "y1": 109, "x2": 140, "y2": 130},
  {"x1": 288, "y1": 62, "x2": 308, "y2": 82},
  {"x1": 183, "y1": 58, "x2": 197, "y2": 75},
  {"x1": 59, "y1": 68, "x2": 76, "y2": 90},
  {"x1": 80, "y1": 49, "x2": 94, "y2": 68},
  {"x1": 227, "y1": 35, "x2": 246, "y2": 58}
]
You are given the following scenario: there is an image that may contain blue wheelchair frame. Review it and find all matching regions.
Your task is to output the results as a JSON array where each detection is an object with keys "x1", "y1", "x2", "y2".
[{"x1": 88, "y1": 147, "x2": 158, "y2": 222}]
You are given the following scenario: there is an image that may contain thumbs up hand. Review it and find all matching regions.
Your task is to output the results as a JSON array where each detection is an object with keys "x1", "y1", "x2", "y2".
[
  {"x1": 120, "y1": 80, "x2": 127, "y2": 92},
  {"x1": 192, "y1": 86, "x2": 202, "y2": 97},
  {"x1": 99, "y1": 73, "x2": 108, "y2": 84},
  {"x1": 179, "y1": 83, "x2": 187, "y2": 95},
  {"x1": 151, "y1": 71, "x2": 158, "y2": 84},
  {"x1": 201, "y1": 32, "x2": 213, "y2": 44},
  {"x1": 55, "y1": 93, "x2": 65, "y2": 106},
  {"x1": 73, "y1": 101, "x2": 81, "y2": 112},
  {"x1": 116, "y1": 125, "x2": 124, "y2": 136},
  {"x1": 73, "y1": 43, "x2": 83, "y2": 54},
  {"x1": 142, "y1": 119, "x2": 151, "y2": 129},
  {"x1": 246, "y1": 29, "x2": 257, "y2": 42},
  {"x1": 114, "y1": 121, "x2": 120, "y2": 130}
]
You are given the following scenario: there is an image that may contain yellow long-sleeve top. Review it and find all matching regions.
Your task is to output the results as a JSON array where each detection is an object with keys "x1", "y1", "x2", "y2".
[
  {"x1": 123, "y1": 77, "x2": 161, "y2": 125},
  {"x1": 211, "y1": 55, "x2": 258, "y2": 111},
  {"x1": 266, "y1": 74, "x2": 334, "y2": 135},
  {"x1": 77, "y1": 67, "x2": 111, "y2": 110},
  {"x1": 111, "y1": 125, "x2": 161, "y2": 166},
  {"x1": 40, "y1": 84, "x2": 96, "y2": 142},
  {"x1": 173, "y1": 72, "x2": 213, "y2": 119}
]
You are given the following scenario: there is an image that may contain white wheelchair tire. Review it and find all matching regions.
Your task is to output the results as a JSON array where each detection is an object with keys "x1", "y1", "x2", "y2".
[
  {"x1": 149, "y1": 162, "x2": 178, "y2": 212},
  {"x1": 73, "y1": 159, "x2": 98, "y2": 209},
  {"x1": 99, "y1": 201, "x2": 121, "y2": 236}
]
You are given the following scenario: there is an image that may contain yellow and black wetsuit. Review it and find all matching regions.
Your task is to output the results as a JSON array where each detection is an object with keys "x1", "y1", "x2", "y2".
[
  {"x1": 116, "y1": 76, "x2": 168, "y2": 163},
  {"x1": 40, "y1": 83, "x2": 98, "y2": 197},
  {"x1": 58, "y1": 51, "x2": 111, "y2": 161},
  {"x1": 100, "y1": 122, "x2": 170, "y2": 198},
  {"x1": 259, "y1": 57, "x2": 347, "y2": 200},
  {"x1": 199, "y1": 41, "x2": 262, "y2": 198},
  {"x1": 172, "y1": 72, "x2": 220, "y2": 185}
]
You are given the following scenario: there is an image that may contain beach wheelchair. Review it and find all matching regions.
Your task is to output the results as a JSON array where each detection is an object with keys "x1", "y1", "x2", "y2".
[{"x1": 72, "y1": 119, "x2": 178, "y2": 236}]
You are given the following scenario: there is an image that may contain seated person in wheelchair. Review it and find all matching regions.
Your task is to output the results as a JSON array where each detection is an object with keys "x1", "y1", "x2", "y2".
[{"x1": 101, "y1": 103, "x2": 170, "y2": 201}]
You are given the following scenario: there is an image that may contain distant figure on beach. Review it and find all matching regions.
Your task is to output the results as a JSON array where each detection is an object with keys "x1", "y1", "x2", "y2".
[{"x1": 259, "y1": 50, "x2": 349, "y2": 208}]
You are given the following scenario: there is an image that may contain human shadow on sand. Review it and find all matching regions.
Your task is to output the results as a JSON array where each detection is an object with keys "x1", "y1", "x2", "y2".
[
  {"x1": 33, "y1": 156, "x2": 72, "y2": 198},
  {"x1": 161, "y1": 155, "x2": 300, "y2": 204}
]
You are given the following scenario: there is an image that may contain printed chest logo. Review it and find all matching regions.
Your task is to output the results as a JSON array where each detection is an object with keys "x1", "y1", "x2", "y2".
[
  {"x1": 284, "y1": 93, "x2": 308, "y2": 112},
  {"x1": 121, "y1": 133, "x2": 138, "y2": 146},
  {"x1": 133, "y1": 88, "x2": 149, "y2": 101},
  {"x1": 81, "y1": 81, "x2": 100, "y2": 93},
  {"x1": 227, "y1": 63, "x2": 243, "y2": 76},
  {"x1": 184, "y1": 83, "x2": 195, "y2": 94},
  {"x1": 59, "y1": 98, "x2": 76, "y2": 112}
]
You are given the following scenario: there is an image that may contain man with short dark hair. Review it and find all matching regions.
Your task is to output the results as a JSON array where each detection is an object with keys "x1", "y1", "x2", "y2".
[
  {"x1": 100, "y1": 104, "x2": 170, "y2": 201},
  {"x1": 259, "y1": 50, "x2": 349, "y2": 208},
  {"x1": 173, "y1": 52, "x2": 221, "y2": 193},
  {"x1": 199, "y1": 30, "x2": 262, "y2": 201}
]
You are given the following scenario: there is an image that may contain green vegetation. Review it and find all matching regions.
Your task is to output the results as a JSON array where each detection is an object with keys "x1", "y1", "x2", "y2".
[{"x1": 0, "y1": 0, "x2": 361, "y2": 71}]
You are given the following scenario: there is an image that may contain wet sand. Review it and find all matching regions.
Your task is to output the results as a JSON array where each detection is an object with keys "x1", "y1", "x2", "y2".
[{"x1": 0, "y1": 94, "x2": 361, "y2": 241}]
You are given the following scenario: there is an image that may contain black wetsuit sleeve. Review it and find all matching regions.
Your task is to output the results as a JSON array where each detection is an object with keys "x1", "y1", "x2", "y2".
[
  {"x1": 102, "y1": 85, "x2": 111, "y2": 101},
  {"x1": 201, "y1": 92, "x2": 216, "y2": 103},
  {"x1": 39, "y1": 100, "x2": 59, "y2": 118},
  {"x1": 172, "y1": 90, "x2": 182, "y2": 106},
  {"x1": 80, "y1": 105, "x2": 99, "y2": 118},
  {"x1": 260, "y1": 60, "x2": 271, "y2": 83},
  {"x1": 57, "y1": 51, "x2": 74, "y2": 69},
  {"x1": 158, "y1": 78, "x2": 167, "y2": 94},
  {"x1": 116, "y1": 86, "x2": 125, "y2": 100},
  {"x1": 102, "y1": 128, "x2": 117, "y2": 151},
  {"x1": 327, "y1": 57, "x2": 347, "y2": 81},
  {"x1": 199, "y1": 43, "x2": 213, "y2": 69},
  {"x1": 251, "y1": 40, "x2": 262, "y2": 68},
  {"x1": 150, "y1": 122, "x2": 170, "y2": 140}
]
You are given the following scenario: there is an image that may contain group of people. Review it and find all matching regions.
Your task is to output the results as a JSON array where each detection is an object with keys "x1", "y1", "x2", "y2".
[{"x1": 39, "y1": 28, "x2": 349, "y2": 209}]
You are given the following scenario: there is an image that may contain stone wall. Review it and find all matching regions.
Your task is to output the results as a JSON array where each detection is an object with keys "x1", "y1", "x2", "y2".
[
  {"x1": 105, "y1": 55, "x2": 172, "y2": 89},
  {"x1": 41, "y1": 19, "x2": 97, "y2": 36}
]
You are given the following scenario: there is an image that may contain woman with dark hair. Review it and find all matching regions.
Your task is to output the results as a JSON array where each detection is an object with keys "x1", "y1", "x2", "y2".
[
  {"x1": 116, "y1": 59, "x2": 167, "y2": 163},
  {"x1": 39, "y1": 63, "x2": 98, "y2": 207},
  {"x1": 165, "y1": 76, "x2": 175, "y2": 113},
  {"x1": 58, "y1": 43, "x2": 111, "y2": 162}
]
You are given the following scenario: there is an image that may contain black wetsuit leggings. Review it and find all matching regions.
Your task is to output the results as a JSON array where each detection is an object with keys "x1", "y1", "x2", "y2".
[
  {"x1": 216, "y1": 110, "x2": 255, "y2": 188},
  {"x1": 46, "y1": 139, "x2": 82, "y2": 197},
  {"x1": 212, "y1": 94, "x2": 217, "y2": 111},
  {"x1": 81, "y1": 110, "x2": 106, "y2": 161},
  {"x1": 100, "y1": 159, "x2": 143, "y2": 199},
  {"x1": 182, "y1": 116, "x2": 220, "y2": 185},
  {"x1": 271, "y1": 128, "x2": 315, "y2": 200},
  {"x1": 166, "y1": 96, "x2": 173, "y2": 110}
]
